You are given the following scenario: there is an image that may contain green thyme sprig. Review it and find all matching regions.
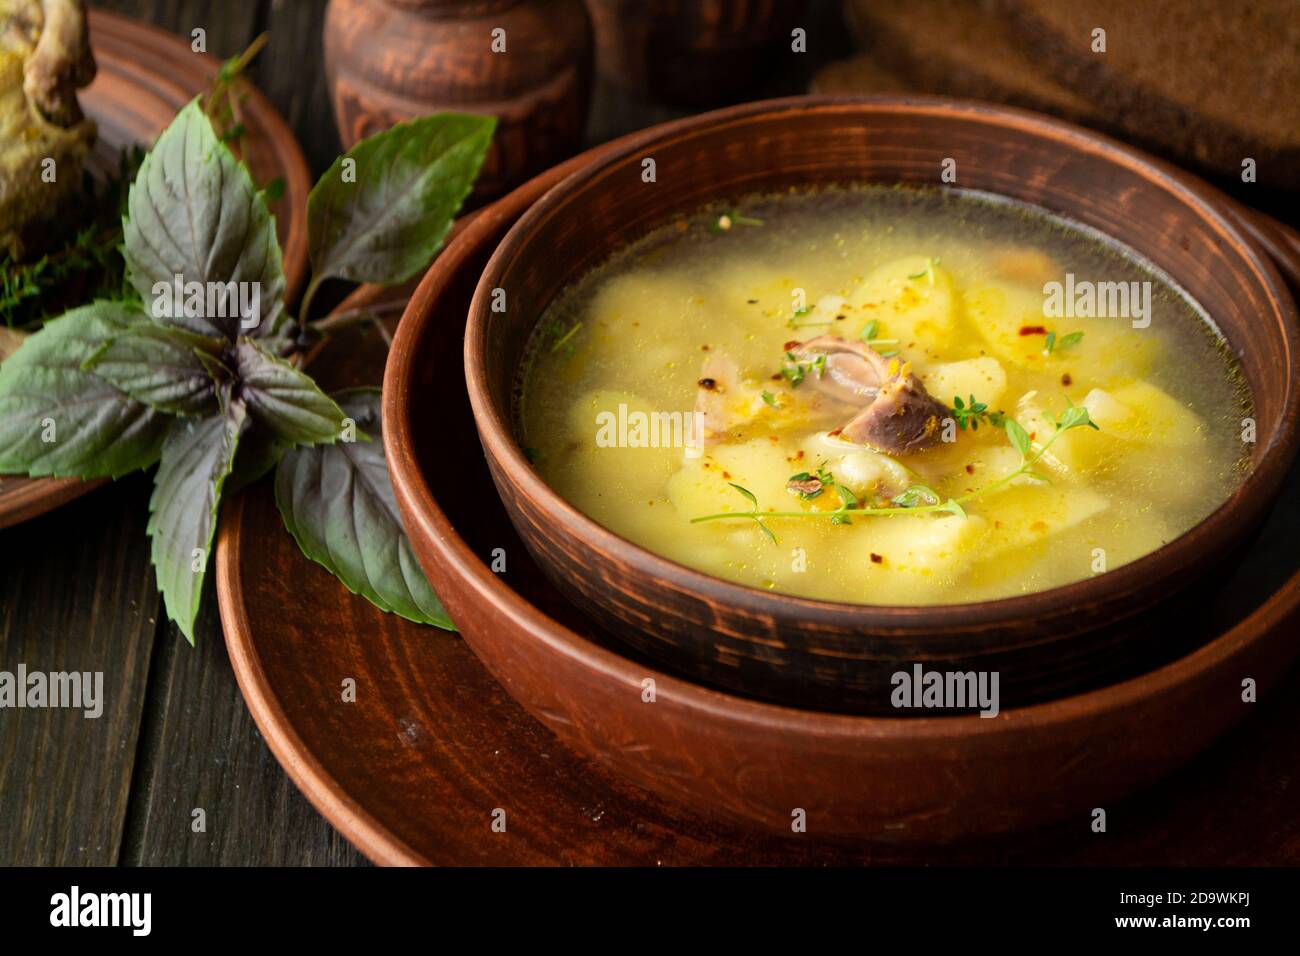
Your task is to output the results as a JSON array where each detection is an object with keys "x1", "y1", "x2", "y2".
[
  {"x1": 950, "y1": 394, "x2": 1007, "y2": 431},
  {"x1": 691, "y1": 399, "x2": 1099, "y2": 543},
  {"x1": 1044, "y1": 329, "x2": 1084, "y2": 355},
  {"x1": 907, "y1": 256, "x2": 940, "y2": 285},
  {"x1": 786, "y1": 306, "x2": 832, "y2": 330},
  {"x1": 856, "y1": 318, "x2": 899, "y2": 355},
  {"x1": 780, "y1": 350, "x2": 825, "y2": 387}
]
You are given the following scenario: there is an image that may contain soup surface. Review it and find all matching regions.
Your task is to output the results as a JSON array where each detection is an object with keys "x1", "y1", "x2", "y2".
[{"x1": 520, "y1": 186, "x2": 1251, "y2": 605}]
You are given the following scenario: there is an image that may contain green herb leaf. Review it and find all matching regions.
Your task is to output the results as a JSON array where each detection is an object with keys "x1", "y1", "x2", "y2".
[
  {"x1": 1043, "y1": 330, "x2": 1057, "y2": 354},
  {"x1": 860, "y1": 319, "x2": 880, "y2": 342},
  {"x1": 761, "y1": 390, "x2": 778, "y2": 407},
  {"x1": 781, "y1": 352, "x2": 807, "y2": 387},
  {"x1": 233, "y1": 339, "x2": 349, "y2": 446},
  {"x1": 1003, "y1": 417, "x2": 1032, "y2": 457},
  {"x1": 894, "y1": 484, "x2": 941, "y2": 508},
  {"x1": 274, "y1": 388, "x2": 453, "y2": 628},
  {"x1": 82, "y1": 324, "x2": 225, "y2": 416},
  {"x1": 224, "y1": 425, "x2": 287, "y2": 495},
  {"x1": 1057, "y1": 404, "x2": 1098, "y2": 431},
  {"x1": 306, "y1": 114, "x2": 495, "y2": 290},
  {"x1": 123, "y1": 100, "x2": 286, "y2": 339},
  {"x1": 0, "y1": 302, "x2": 170, "y2": 477},
  {"x1": 147, "y1": 396, "x2": 248, "y2": 643},
  {"x1": 729, "y1": 482, "x2": 759, "y2": 509}
]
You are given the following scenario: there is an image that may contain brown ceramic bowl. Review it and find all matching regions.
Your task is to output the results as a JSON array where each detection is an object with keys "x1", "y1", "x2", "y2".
[
  {"x1": 463, "y1": 96, "x2": 1300, "y2": 713},
  {"x1": 383, "y1": 156, "x2": 1300, "y2": 841}
]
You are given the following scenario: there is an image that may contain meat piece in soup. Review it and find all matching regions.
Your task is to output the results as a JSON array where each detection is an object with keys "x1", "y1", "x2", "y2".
[{"x1": 519, "y1": 186, "x2": 1251, "y2": 606}]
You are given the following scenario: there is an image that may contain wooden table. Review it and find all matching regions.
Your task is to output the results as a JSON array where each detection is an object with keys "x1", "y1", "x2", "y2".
[
  {"x1": 0, "y1": 0, "x2": 849, "y2": 866},
  {"x1": 3, "y1": 0, "x2": 1296, "y2": 867}
]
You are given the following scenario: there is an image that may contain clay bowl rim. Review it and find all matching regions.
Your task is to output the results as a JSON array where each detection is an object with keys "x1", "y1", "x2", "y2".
[
  {"x1": 383, "y1": 149, "x2": 1300, "y2": 750},
  {"x1": 463, "y1": 94, "x2": 1300, "y2": 635}
]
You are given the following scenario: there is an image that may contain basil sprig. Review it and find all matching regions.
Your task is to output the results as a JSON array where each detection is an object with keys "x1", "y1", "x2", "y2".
[{"x1": 0, "y1": 98, "x2": 493, "y2": 640}]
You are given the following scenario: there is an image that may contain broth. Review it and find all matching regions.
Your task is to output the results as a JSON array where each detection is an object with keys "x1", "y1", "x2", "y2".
[{"x1": 519, "y1": 186, "x2": 1251, "y2": 605}]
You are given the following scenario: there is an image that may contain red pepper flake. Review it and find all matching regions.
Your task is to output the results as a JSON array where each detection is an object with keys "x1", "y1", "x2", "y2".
[
  {"x1": 770, "y1": 373, "x2": 783, "y2": 381},
  {"x1": 965, "y1": 463, "x2": 975, "y2": 474},
  {"x1": 869, "y1": 552, "x2": 884, "y2": 564},
  {"x1": 722, "y1": 471, "x2": 732, "y2": 479},
  {"x1": 1019, "y1": 325, "x2": 1047, "y2": 336},
  {"x1": 1061, "y1": 372, "x2": 1073, "y2": 386},
  {"x1": 783, "y1": 340, "x2": 802, "y2": 351},
  {"x1": 828, "y1": 427, "x2": 843, "y2": 438},
  {"x1": 701, "y1": 344, "x2": 711, "y2": 351},
  {"x1": 698, "y1": 377, "x2": 717, "y2": 390}
]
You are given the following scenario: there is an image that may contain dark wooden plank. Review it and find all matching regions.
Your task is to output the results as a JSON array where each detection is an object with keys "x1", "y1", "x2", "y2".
[
  {"x1": 120, "y1": 594, "x2": 366, "y2": 866},
  {"x1": 255, "y1": 0, "x2": 341, "y2": 177},
  {"x1": 0, "y1": 478, "x2": 159, "y2": 865},
  {"x1": 80, "y1": 0, "x2": 361, "y2": 866},
  {"x1": 91, "y1": 0, "x2": 269, "y2": 59}
]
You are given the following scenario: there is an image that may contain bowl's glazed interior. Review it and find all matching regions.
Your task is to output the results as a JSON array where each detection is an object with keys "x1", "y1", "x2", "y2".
[{"x1": 465, "y1": 96, "x2": 1300, "y2": 712}]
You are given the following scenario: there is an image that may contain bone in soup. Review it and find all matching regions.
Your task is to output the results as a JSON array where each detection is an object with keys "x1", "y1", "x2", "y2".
[{"x1": 519, "y1": 186, "x2": 1251, "y2": 605}]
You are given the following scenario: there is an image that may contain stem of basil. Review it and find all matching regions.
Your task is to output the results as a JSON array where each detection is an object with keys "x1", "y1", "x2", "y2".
[
  {"x1": 310, "y1": 300, "x2": 406, "y2": 334},
  {"x1": 299, "y1": 275, "x2": 324, "y2": 326}
]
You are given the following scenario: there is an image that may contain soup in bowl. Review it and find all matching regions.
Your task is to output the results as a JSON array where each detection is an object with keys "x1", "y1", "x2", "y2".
[
  {"x1": 520, "y1": 185, "x2": 1251, "y2": 606},
  {"x1": 465, "y1": 97, "x2": 1299, "y2": 712}
]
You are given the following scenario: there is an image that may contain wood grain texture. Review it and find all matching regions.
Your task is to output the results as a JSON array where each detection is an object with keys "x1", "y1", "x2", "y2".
[
  {"x1": 587, "y1": 0, "x2": 810, "y2": 106},
  {"x1": 91, "y1": 0, "x2": 268, "y2": 56},
  {"x1": 119, "y1": 597, "x2": 365, "y2": 866},
  {"x1": 255, "y1": 0, "x2": 341, "y2": 176},
  {"x1": 0, "y1": 477, "x2": 159, "y2": 865}
]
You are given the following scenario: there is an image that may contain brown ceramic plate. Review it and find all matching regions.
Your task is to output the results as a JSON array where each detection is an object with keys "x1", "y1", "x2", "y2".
[
  {"x1": 218, "y1": 156, "x2": 1300, "y2": 855},
  {"x1": 463, "y1": 97, "x2": 1300, "y2": 712},
  {"x1": 0, "y1": 10, "x2": 311, "y2": 531},
  {"x1": 383, "y1": 139, "x2": 1300, "y2": 841}
]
